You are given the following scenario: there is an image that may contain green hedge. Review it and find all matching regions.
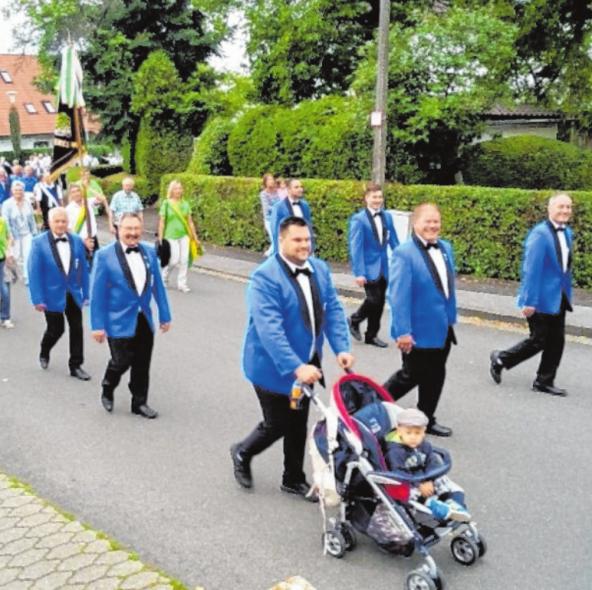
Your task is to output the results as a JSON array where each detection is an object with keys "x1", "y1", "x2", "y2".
[
  {"x1": 136, "y1": 117, "x2": 193, "y2": 198},
  {"x1": 187, "y1": 116, "x2": 233, "y2": 176},
  {"x1": 161, "y1": 173, "x2": 592, "y2": 288},
  {"x1": 462, "y1": 135, "x2": 592, "y2": 190}
]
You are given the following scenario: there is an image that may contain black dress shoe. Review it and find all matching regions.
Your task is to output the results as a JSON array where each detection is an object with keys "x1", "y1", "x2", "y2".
[
  {"x1": 489, "y1": 351, "x2": 503, "y2": 384},
  {"x1": 280, "y1": 481, "x2": 319, "y2": 503},
  {"x1": 230, "y1": 444, "x2": 253, "y2": 489},
  {"x1": 348, "y1": 317, "x2": 362, "y2": 342},
  {"x1": 101, "y1": 395, "x2": 113, "y2": 413},
  {"x1": 70, "y1": 367, "x2": 91, "y2": 381},
  {"x1": 131, "y1": 404, "x2": 158, "y2": 419},
  {"x1": 426, "y1": 421, "x2": 453, "y2": 437},
  {"x1": 365, "y1": 336, "x2": 388, "y2": 348},
  {"x1": 532, "y1": 381, "x2": 568, "y2": 397},
  {"x1": 39, "y1": 357, "x2": 49, "y2": 370}
]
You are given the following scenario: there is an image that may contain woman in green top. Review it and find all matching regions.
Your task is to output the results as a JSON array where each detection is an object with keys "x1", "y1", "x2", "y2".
[
  {"x1": 0, "y1": 214, "x2": 15, "y2": 328},
  {"x1": 158, "y1": 180, "x2": 199, "y2": 293}
]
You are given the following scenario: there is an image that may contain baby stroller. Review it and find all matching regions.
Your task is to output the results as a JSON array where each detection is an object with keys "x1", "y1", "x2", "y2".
[{"x1": 305, "y1": 372, "x2": 487, "y2": 590}]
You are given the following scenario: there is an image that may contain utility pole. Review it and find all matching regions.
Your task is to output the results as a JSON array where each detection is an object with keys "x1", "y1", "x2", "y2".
[{"x1": 371, "y1": 0, "x2": 391, "y2": 186}]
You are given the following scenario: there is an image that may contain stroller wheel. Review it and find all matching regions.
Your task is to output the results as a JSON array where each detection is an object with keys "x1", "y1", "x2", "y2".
[
  {"x1": 337, "y1": 522, "x2": 357, "y2": 551},
  {"x1": 476, "y1": 534, "x2": 487, "y2": 557},
  {"x1": 450, "y1": 534, "x2": 479, "y2": 566},
  {"x1": 323, "y1": 530, "x2": 347, "y2": 558},
  {"x1": 405, "y1": 569, "x2": 441, "y2": 590}
]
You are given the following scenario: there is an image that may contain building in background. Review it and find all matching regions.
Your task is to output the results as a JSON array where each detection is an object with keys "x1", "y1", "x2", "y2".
[{"x1": 0, "y1": 54, "x2": 100, "y2": 153}]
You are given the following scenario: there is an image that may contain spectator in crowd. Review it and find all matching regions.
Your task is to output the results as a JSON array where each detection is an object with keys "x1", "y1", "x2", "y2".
[
  {"x1": 1, "y1": 181, "x2": 37, "y2": 285},
  {"x1": 9, "y1": 164, "x2": 23, "y2": 186},
  {"x1": 0, "y1": 169, "x2": 10, "y2": 205},
  {"x1": 158, "y1": 180, "x2": 199, "y2": 293},
  {"x1": 34, "y1": 173, "x2": 63, "y2": 230},
  {"x1": 109, "y1": 177, "x2": 143, "y2": 236},
  {"x1": 21, "y1": 165, "x2": 39, "y2": 203},
  {"x1": 490, "y1": 193, "x2": 574, "y2": 396},
  {"x1": 259, "y1": 173, "x2": 279, "y2": 257},
  {"x1": 0, "y1": 211, "x2": 15, "y2": 328},
  {"x1": 276, "y1": 177, "x2": 288, "y2": 199}
]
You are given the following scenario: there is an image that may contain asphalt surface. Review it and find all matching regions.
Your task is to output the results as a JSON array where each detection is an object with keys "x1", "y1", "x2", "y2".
[{"x1": 1, "y1": 269, "x2": 591, "y2": 590}]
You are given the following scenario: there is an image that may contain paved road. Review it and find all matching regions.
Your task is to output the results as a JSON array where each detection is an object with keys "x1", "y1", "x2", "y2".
[{"x1": 1, "y1": 269, "x2": 591, "y2": 590}]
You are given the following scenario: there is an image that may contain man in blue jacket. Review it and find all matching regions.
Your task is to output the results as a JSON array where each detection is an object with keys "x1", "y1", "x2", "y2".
[
  {"x1": 28, "y1": 207, "x2": 90, "y2": 380},
  {"x1": 269, "y1": 179, "x2": 313, "y2": 254},
  {"x1": 383, "y1": 203, "x2": 456, "y2": 437},
  {"x1": 490, "y1": 193, "x2": 573, "y2": 396},
  {"x1": 90, "y1": 212, "x2": 171, "y2": 419},
  {"x1": 231, "y1": 216, "x2": 354, "y2": 497},
  {"x1": 348, "y1": 182, "x2": 399, "y2": 347}
]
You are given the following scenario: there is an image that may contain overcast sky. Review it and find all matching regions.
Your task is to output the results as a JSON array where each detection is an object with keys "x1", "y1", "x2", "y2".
[{"x1": 0, "y1": 0, "x2": 248, "y2": 73}]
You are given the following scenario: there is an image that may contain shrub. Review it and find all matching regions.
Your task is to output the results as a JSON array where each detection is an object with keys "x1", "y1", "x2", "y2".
[
  {"x1": 462, "y1": 135, "x2": 592, "y2": 190},
  {"x1": 161, "y1": 173, "x2": 592, "y2": 288},
  {"x1": 101, "y1": 173, "x2": 148, "y2": 201},
  {"x1": 187, "y1": 116, "x2": 234, "y2": 175},
  {"x1": 135, "y1": 117, "x2": 193, "y2": 199}
]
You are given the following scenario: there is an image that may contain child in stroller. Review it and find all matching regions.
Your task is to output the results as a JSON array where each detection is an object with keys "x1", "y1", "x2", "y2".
[{"x1": 308, "y1": 373, "x2": 486, "y2": 590}]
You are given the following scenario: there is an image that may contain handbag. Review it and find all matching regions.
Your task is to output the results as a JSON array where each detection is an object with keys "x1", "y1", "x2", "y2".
[{"x1": 155, "y1": 201, "x2": 171, "y2": 268}]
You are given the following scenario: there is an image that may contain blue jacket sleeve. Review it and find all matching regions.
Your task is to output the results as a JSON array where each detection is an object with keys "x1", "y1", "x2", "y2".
[
  {"x1": 520, "y1": 230, "x2": 545, "y2": 308},
  {"x1": 89, "y1": 250, "x2": 108, "y2": 331},
  {"x1": 80, "y1": 241, "x2": 90, "y2": 302},
  {"x1": 349, "y1": 215, "x2": 366, "y2": 278},
  {"x1": 150, "y1": 249, "x2": 172, "y2": 324},
  {"x1": 269, "y1": 201, "x2": 282, "y2": 253},
  {"x1": 319, "y1": 262, "x2": 351, "y2": 355},
  {"x1": 387, "y1": 215, "x2": 400, "y2": 250},
  {"x1": 27, "y1": 238, "x2": 44, "y2": 306},
  {"x1": 249, "y1": 271, "x2": 303, "y2": 377},
  {"x1": 389, "y1": 249, "x2": 412, "y2": 339}
]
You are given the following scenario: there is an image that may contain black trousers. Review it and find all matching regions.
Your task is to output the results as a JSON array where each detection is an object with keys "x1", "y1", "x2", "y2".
[
  {"x1": 101, "y1": 313, "x2": 154, "y2": 408},
  {"x1": 239, "y1": 386, "x2": 311, "y2": 485},
  {"x1": 383, "y1": 332, "x2": 453, "y2": 421},
  {"x1": 350, "y1": 276, "x2": 387, "y2": 340},
  {"x1": 40, "y1": 292, "x2": 83, "y2": 369},
  {"x1": 498, "y1": 300, "x2": 567, "y2": 385}
]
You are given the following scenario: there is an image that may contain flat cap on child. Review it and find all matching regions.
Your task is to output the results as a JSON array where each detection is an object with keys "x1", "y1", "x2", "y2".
[{"x1": 397, "y1": 408, "x2": 429, "y2": 428}]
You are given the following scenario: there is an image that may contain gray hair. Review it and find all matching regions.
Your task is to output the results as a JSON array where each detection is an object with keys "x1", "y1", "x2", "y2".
[
  {"x1": 48, "y1": 207, "x2": 68, "y2": 222},
  {"x1": 548, "y1": 192, "x2": 572, "y2": 207},
  {"x1": 11, "y1": 181, "x2": 24, "y2": 192},
  {"x1": 119, "y1": 212, "x2": 142, "y2": 223}
]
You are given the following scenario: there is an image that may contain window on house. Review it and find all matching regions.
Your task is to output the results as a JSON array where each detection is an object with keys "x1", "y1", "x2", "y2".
[
  {"x1": 24, "y1": 103, "x2": 38, "y2": 114},
  {"x1": 0, "y1": 71, "x2": 13, "y2": 83},
  {"x1": 41, "y1": 101, "x2": 56, "y2": 113}
]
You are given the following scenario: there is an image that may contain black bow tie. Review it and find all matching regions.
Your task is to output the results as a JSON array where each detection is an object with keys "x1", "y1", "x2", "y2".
[
  {"x1": 54, "y1": 237, "x2": 67, "y2": 243},
  {"x1": 425, "y1": 242, "x2": 439, "y2": 250},
  {"x1": 293, "y1": 267, "x2": 311, "y2": 278},
  {"x1": 554, "y1": 226, "x2": 566, "y2": 232},
  {"x1": 291, "y1": 201, "x2": 301, "y2": 207},
  {"x1": 126, "y1": 246, "x2": 140, "y2": 254},
  {"x1": 373, "y1": 211, "x2": 382, "y2": 218}
]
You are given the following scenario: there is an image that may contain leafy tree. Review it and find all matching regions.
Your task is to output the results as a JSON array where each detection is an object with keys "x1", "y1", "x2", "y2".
[
  {"x1": 8, "y1": 105, "x2": 22, "y2": 162},
  {"x1": 352, "y1": 5, "x2": 517, "y2": 182}
]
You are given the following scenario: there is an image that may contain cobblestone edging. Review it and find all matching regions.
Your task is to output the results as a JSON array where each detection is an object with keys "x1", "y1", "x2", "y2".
[{"x1": 0, "y1": 472, "x2": 189, "y2": 590}]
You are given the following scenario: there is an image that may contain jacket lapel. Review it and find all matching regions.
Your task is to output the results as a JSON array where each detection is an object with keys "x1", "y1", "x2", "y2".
[
  {"x1": 364, "y1": 208, "x2": 382, "y2": 245},
  {"x1": 277, "y1": 255, "x2": 312, "y2": 332},
  {"x1": 286, "y1": 200, "x2": 295, "y2": 217},
  {"x1": 115, "y1": 241, "x2": 139, "y2": 295},
  {"x1": 413, "y1": 235, "x2": 447, "y2": 298},
  {"x1": 138, "y1": 244, "x2": 151, "y2": 297},
  {"x1": 309, "y1": 264, "x2": 324, "y2": 337},
  {"x1": 47, "y1": 232, "x2": 66, "y2": 276},
  {"x1": 546, "y1": 221, "x2": 563, "y2": 271}
]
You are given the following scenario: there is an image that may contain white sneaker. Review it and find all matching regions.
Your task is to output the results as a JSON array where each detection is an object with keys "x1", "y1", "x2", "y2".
[
  {"x1": 178, "y1": 286, "x2": 191, "y2": 293},
  {"x1": 2, "y1": 319, "x2": 15, "y2": 329}
]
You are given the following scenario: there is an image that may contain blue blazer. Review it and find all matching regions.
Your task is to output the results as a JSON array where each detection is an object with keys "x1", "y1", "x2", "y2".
[
  {"x1": 388, "y1": 236, "x2": 457, "y2": 349},
  {"x1": 349, "y1": 208, "x2": 399, "y2": 281},
  {"x1": 0, "y1": 180, "x2": 9, "y2": 205},
  {"x1": 89, "y1": 241, "x2": 171, "y2": 338},
  {"x1": 518, "y1": 220, "x2": 573, "y2": 314},
  {"x1": 269, "y1": 197, "x2": 313, "y2": 253},
  {"x1": 27, "y1": 232, "x2": 89, "y2": 312},
  {"x1": 242, "y1": 255, "x2": 350, "y2": 395}
]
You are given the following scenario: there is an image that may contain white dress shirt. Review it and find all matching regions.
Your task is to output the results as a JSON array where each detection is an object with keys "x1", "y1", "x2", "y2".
[
  {"x1": 52, "y1": 233, "x2": 71, "y2": 274},
  {"x1": 368, "y1": 207, "x2": 383, "y2": 244},
  {"x1": 289, "y1": 200, "x2": 304, "y2": 218},
  {"x1": 550, "y1": 220, "x2": 569, "y2": 272},
  {"x1": 280, "y1": 254, "x2": 316, "y2": 360},
  {"x1": 417, "y1": 235, "x2": 449, "y2": 299},
  {"x1": 121, "y1": 242, "x2": 146, "y2": 295},
  {"x1": 66, "y1": 198, "x2": 98, "y2": 240}
]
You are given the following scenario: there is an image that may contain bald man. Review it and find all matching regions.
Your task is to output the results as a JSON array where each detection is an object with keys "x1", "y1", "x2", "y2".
[
  {"x1": 490, "y1": 193, "x2": 574, "y2": 396},
  {"x1": 28, "y1": 208, "x2": 91, "y2": 380},
  {"x1": 383, "y1": 203, "x2": 456, "y2": 437}
]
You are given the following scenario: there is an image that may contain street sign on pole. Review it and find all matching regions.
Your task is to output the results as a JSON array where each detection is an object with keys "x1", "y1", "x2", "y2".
[{"x1": 371, "y1": 0, "x2": 391, "y2": 187}]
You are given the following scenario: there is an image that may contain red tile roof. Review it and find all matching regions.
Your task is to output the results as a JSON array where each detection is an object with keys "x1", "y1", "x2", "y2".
[{"x1": 0, "y1": 54, "x2": 100, "y2": 137}]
